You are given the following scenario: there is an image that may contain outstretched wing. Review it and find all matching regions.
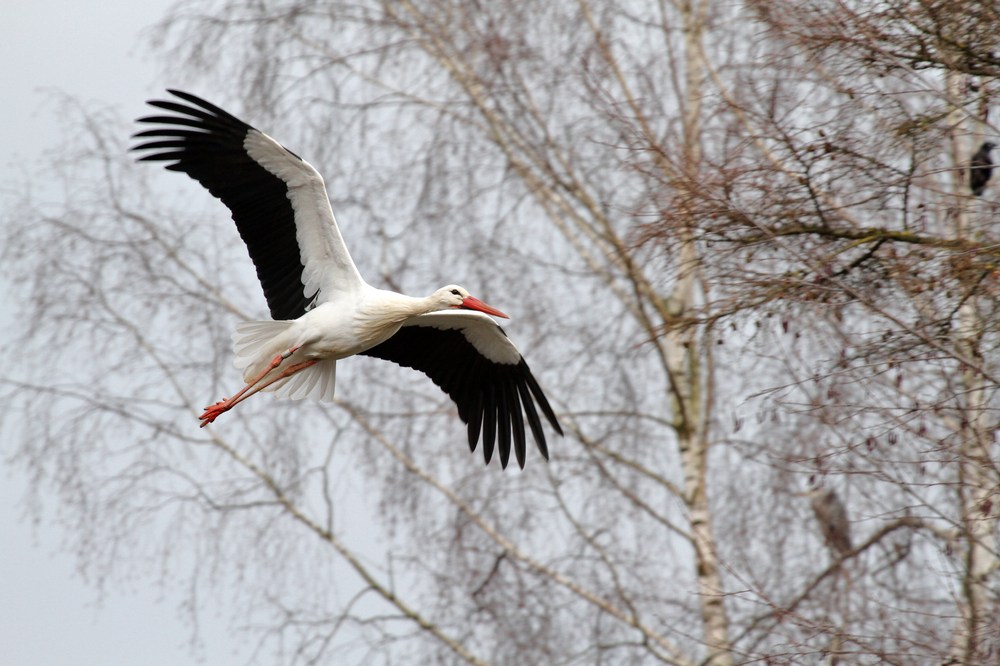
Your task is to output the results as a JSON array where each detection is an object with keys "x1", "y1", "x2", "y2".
[
  {"x1": 132, "y1": 89, "x2": 366, "y2": 319},
  {"x1": 361, "y1": 311, "x2": 562, "y2": 469}
]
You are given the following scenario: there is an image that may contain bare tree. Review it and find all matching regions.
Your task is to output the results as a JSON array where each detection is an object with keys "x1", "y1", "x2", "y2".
[{"x1": 3, "y1": 1, "x2": 999, "y2": 664}]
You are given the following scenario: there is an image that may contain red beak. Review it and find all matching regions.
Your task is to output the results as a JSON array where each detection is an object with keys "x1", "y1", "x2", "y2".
[{"x1": 461, "y1": 296, "x2": 509, "y2": 319}]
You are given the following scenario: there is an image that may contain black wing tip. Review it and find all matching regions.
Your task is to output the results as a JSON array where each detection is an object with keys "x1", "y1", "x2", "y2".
[
  {"x1": 136, "y1": 89, "x2": 247, "y2": 131},
  {"x1": 536, "y1": 433, "x2": 551, "y2": 461},
  {"x1": 142, "y1": 93, "x2": 208, "y2": 118},
  {"x1": 153, "y1": 89, "x2": 209, "y2": 109},
  {"x1": 497, "y1": 388, "x2": 512, "y2": 469},
  {"x1": 506, "y1": 383, "x2": 527, "y2": 469},
  {"x1": 521, "y1": 361, "x2": 562, "y2": 434},
  {"x1": 474, "y1": 364, "x2": 561, "y2": 469},
  {"x1": 470, "y1": 412, "x2": 554, "y2": 469},
  {"x1": 142, "y1": 88, "x2": 189, "y2": 104}
]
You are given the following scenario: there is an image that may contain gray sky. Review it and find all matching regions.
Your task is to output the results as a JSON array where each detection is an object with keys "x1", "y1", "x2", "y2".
[{"x1": 1, "y1": 2, "x2": 240, "y2": 663}]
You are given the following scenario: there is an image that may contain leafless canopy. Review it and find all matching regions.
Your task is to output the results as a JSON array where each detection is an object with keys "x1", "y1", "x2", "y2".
[{"x1": 3, "y1": 1, "x2": 999, "y2": 664}]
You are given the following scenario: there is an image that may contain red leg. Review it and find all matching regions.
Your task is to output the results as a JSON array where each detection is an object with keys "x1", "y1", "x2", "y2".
[
  {"x1": 199, "y1": 355, "x2": 318, "y2": 427},
  {"x1": 200, "y1": 351, "x2": 287, "y2": 410},
  {"x1": 199, "y1": 346, "x2": 301, "y2": 426}
]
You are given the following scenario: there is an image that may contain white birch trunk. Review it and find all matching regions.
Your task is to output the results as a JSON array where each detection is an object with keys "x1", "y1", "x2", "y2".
[
  {"x1": 946, "y1": 70, "x2": 1000, "y2": 665},
  {"x1": 667, "y1": 1, "x2": 733, "y2": 663}
]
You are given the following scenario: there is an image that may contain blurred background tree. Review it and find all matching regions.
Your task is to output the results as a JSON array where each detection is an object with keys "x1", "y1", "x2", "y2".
[{"x1": 3, "y1": 0, "x2": 998, "y2": 663}]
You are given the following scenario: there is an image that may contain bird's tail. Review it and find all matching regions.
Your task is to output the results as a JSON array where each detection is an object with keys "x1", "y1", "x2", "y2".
[
  {"x1": 232, "y1": 320, "x2": 294, "y2": 378},
  {"x1": 231, "y1": 320, "x2": 338, "y2": 402}
]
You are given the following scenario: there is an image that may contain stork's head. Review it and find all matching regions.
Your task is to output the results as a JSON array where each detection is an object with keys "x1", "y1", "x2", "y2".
[{"x1": 434, "y1": 285, "x2": 508, "y2": 318}]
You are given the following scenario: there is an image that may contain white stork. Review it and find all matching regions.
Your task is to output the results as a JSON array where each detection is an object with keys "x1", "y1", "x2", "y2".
[{"x1": 132, "y1": 90, "x2": 561, "y2": 468}]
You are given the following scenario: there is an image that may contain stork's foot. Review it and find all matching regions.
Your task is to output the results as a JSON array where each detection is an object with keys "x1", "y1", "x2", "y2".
[{"x1": 199, "y1": 399, "x2": 232, "y2": 427}]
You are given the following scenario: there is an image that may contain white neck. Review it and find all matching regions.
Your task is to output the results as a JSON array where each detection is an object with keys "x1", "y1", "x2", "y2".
[{"x1": 370, "y1": 291, "x2": 444, "y2": 323}]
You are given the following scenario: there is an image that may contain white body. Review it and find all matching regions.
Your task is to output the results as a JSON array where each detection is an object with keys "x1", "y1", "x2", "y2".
[
  {"x1": 232, "y1": 129, "x2": 521, "y2": 401},
  {"x1": 232, "y1": 287, "x2": 520, "y2": 402}
]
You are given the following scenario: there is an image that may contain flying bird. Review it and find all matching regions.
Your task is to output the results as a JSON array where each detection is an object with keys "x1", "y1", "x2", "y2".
[
  {"x1": 969, "y1": 141, "x2": 995, "y2": 196},
  {"x1": 132, "y1": 90, "x2": 561, "y2": 468}
]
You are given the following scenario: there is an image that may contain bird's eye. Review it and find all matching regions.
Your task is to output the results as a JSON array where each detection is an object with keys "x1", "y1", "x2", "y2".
[{"x1": 450, "y1": 289, "x2": 461, "y2": 296}]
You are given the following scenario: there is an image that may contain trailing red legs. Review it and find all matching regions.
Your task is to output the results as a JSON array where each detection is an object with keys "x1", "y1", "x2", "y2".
[{"x1": 198, "y1": 347, "x2": 317, "y2": 427}]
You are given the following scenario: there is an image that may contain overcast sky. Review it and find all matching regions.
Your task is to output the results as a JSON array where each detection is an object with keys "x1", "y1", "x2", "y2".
[{"x1": 1, "y1": 2, "x2": 243, "y2": 663}]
